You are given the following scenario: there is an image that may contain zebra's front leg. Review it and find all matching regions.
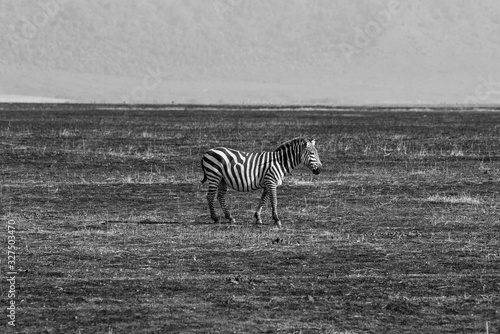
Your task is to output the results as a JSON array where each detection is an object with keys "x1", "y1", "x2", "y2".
[
  {"x1": 206, "y1": 184, "x2": 220, "y2": 223},
  {"x1": 218, "y1": 180, "x2": 236, "y2": 224},
  {"x1": 254, "y1": 188, "x2": 269, "y2": 225},
  {"x1": 268, "y1": 184, "x2": 282, "y2": 228}
]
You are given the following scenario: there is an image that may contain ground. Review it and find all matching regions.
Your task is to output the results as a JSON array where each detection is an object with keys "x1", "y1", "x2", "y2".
[{"x1": 1, "y1": 104, "x2": 499, "y2": 333}]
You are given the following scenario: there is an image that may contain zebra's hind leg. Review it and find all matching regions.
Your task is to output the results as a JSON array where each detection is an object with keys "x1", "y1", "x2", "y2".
[
  {"x1": 254, "y1": 188, "x2": 269, "y2": 225},
  {"x1": 206, "y1": 183, "x2": 220, "y2": 223},
  {"x1": 217, "y1": 179, "x2": 236, "y2": 224}
]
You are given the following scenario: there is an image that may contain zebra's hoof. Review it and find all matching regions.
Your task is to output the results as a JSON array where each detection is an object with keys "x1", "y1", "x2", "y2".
[
  {"x1": 275, "y1": 220, "x2": 282, "y2": 228},
  {"x1": 228, "y1": 218, "x2": 236, "y2": 224},
  {"x1": 255, "y1": 219, "x2": 263, "y2": 225}
]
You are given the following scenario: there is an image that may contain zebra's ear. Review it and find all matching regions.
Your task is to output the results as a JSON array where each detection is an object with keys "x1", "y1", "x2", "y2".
[{"x1": 305, "y1": 138, "x2": 316, "y2": 149}]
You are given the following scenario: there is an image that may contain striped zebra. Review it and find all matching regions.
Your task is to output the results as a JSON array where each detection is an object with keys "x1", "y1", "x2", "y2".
[{"x1": 200, "y1": 138, "x2": 322, "y2": 227}]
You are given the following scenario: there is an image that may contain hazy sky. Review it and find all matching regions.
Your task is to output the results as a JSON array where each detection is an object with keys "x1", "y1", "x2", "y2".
[{"x1": 1, "y1": 0, "x2": 500, "y2": 104}]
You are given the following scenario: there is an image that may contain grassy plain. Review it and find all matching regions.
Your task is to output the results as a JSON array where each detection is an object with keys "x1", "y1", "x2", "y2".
[{"x1": 1, "y1": 104, "x2": 499, "y2": 333}]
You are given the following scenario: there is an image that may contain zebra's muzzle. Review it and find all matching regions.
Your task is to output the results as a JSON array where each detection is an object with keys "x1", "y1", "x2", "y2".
[{"x1": 312, "y1": 167, "x2": 320, "y2": 175}]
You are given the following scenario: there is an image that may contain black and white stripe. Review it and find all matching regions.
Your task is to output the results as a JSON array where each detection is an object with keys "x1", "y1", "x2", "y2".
[{"x1": 201, "y1": 138, "x2": 322, "y2": 227}]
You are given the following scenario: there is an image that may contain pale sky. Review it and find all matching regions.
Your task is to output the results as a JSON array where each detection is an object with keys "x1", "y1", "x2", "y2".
[{"x1": 1, "y1": 0, "x2": 499, "y2": 104}]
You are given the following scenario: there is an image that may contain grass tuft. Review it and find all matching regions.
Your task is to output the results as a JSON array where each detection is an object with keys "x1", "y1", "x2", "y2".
[{"x1": 425, "y1": 193, "x2": 482, "y2": 205}]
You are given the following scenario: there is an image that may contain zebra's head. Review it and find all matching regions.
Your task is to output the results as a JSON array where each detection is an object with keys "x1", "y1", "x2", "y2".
[{"x1": 303, "y1": 139, "x2": 322, "y2": 175}]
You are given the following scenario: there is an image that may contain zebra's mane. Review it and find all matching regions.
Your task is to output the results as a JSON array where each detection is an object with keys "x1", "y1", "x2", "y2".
[{"x1": 274, "y1": 138, "x2": 307, "y2": 152}]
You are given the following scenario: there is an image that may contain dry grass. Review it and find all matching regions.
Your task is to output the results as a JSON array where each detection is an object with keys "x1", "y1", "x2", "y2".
[
  {"x1": 425, "y1": 193, "x2": 482, "y2": 205},
  {"x1": 1, "y1": 104, "x2": 499, "y2": 333}
]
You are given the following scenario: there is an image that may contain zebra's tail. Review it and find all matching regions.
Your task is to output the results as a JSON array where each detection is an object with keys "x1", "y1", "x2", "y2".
[{"x1": 200, "y1": 158, "x2": 207, "y2": 184}]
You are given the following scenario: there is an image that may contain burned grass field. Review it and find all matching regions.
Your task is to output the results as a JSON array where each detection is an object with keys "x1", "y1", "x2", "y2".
[{"x1": 1, "y1": 104, "x2": 500, "y2": 333}]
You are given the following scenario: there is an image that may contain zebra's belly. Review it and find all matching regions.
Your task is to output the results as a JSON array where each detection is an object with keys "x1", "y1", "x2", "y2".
[
  {"x1": 223, "y1": 167, "x2": 264, "y2": 192},
  {"x1": 229, "y1": 177, "x2": 263, "y2": 192}
]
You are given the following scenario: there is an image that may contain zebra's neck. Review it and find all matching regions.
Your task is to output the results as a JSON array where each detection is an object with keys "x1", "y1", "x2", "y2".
[{"x1": 274, "y1": 141, "x2": 303, "y2": 174}]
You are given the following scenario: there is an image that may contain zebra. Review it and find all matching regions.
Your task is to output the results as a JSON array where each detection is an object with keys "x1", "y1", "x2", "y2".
[{"x1": 200, "y1": 138, "x2": 322, "y2": 228}]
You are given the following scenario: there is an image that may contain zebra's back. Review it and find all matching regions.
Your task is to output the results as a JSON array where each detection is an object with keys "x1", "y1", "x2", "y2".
[{"x1": 201, "y1": 147, "x2": 272, "y2": 192}]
